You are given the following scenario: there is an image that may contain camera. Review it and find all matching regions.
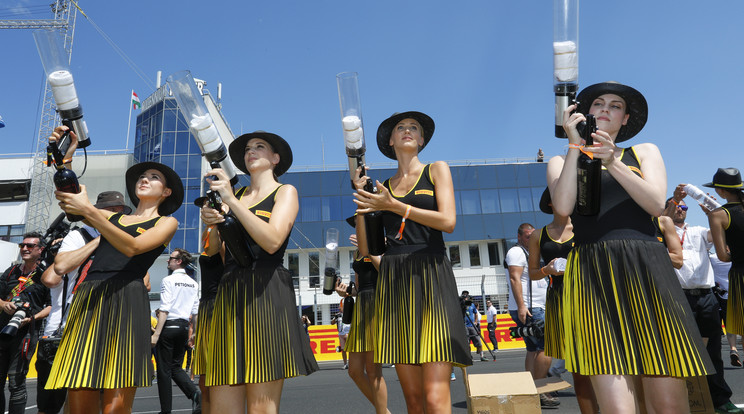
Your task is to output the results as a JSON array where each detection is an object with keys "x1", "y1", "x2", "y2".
[
  {"x1": 37, "y1": 212, "x2": 71, "y2": 272},
  {"x1": 509, "y1": 318, "x2": 544, "y2": 340},
  {"x1": 459, "y1": 294, "x2": 473, "y2": 311},
  {"x1": 38, "y1": 334, "x2": 62, "y2": 362},
  {"x1": 0, "y1": 298, "x2": 32, "y2": 339}
]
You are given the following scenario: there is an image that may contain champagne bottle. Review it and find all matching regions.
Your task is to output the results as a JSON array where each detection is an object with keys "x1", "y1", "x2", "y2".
[
  {"x1": 49, "y1": 139, "x2": 83, "y2": 222},
  {"x1": 576, "y1": 114, "x2": 601, "y2": 216},
  {"x1": 206, "y1": 189, "x2": 257, "y2": 267},
  {"x1": 342, "y1": 282, "x2": 355, "y2": 324}
]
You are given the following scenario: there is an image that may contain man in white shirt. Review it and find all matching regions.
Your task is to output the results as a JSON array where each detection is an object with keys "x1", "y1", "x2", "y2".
[
  {"x1": 485, "y1": 300, "x2": 498, "y2": 351},
  {"x1": 505, "y1": 223, "x2": 555, "y2": 407},
  {"x1": 152, "y1": 248, "x2": 200, "y2": 414},
  {"x1": 664, "y1": 190, "x2": 740, "y2": 414}
]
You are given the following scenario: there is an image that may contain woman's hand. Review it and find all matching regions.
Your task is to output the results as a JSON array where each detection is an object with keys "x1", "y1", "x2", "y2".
[
  {"x1": 583, "y1": 130, "x2": 617, "y2": 166},
  {"x1": 544, "y1": 258, "x2": 564, "y2": 276},
  {"x1": 349, "y1": 234, "x2": 358, "y2": 247},
  {"x1": 200, "y1": 200, "x2": 226, "y2": 226},
  {"x1": 352, "y1": 166, "x2": 369, "y2": 192},
  {"x1": 354, "y1": 180, "x2": 394, "y2": 214},
  {"x1": 562, "y1": 103, "x2": 586, "y2": 145},
  {"x1": 335, "y1": 279, "x2": 348, "y2": 297},
  {"x1": 205, "y1": 168, "x2": 238, "y2": 206},
  {"x1": 49, "y1": 125, "x2": 79, "y2": 163},
  {"x1": 56, "y1": 184, "x2": 93, "y2": 216}
]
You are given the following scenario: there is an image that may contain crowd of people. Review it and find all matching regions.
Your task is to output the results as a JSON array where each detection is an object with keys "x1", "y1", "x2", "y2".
[{"x1": 0, "y1": 80, "x2": 741, "y2": 414}]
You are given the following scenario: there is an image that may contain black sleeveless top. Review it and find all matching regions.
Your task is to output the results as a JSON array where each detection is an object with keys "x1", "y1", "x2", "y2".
[
  {"x1": 224, "y1": 185, "x2": 290, "y2": 272},
  {"x1": 198, "y1": 253, "x2": 223, "y2": 302},
  {"x1": 651, "y1": 216, "x2": 666, "y2": 245},
  {"x1": 722, "y1": 202, "x2": 744, "y2": 267},
  {"x1": 86, "y1": 213, "x2": 165, "y2": 282},
  {"x1": 382, "y1": 164, "x2": 445, "y2": 253},
  {"x1": 539, "y1": 226, "x2": 574, "y2": 287},
  {"x1": 571, "y1": 147, "x2": 657, "y2": 244},
  {"x1": 352, "y1": 254, "x2": 377, "y2": 292}
]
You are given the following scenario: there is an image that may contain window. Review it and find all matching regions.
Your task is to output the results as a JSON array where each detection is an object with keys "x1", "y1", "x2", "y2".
[
  {"x1": 487, "y1": 242, "x2": 500, "y2": 266},
  {"x1": 301, "y1": 197, "x2": 321, "y2": 222},
  {"x1": 448, "y1": 245, "x2": 461, "y2": 268},
  {"x1": 518, "y1": 188, "x2": 534, "y2": 211},
  {"x1": 287, "y1": 253, "x2": 299, "y2": 288},
  {"x1": 309, "y1": 252, "x2": 320, "y2": 288},
  {"x1": 0, "y1": 180, "x2": 31, "y2": 201},
  {"x1": 480, "y1": 189, "x2": 500, "y2": 214},
  {"x1": 469, "y1": 244, "x2": 481, "y2": 267},
  {"x1": 499, "y1": 188, "x2": 520, "y2": 213},
  {"x1": 460, "y1": 190, "x2": 481, "y2": 215},
  {"x1": 0, "y1": 225, "x2": 25, "y2": 244}
]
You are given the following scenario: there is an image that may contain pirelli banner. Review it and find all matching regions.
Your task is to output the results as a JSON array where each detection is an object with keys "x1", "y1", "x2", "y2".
[{"x1": 308, "y1": 314, "x2": 525, "y2": 361}]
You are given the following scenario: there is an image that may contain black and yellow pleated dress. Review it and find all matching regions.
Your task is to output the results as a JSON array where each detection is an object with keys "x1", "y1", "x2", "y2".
[
  {"x1": 47, "y1": 213, "x2": 165, "y2": 389},
  {"x1": 561, "y1": 147, "x2": 713, "y2": 377},
  {"x1": 344, "y1": 255, "x2": 377, "y2": 353},
  {"x1": 538, "y1": 226, "x2": 574, "y2": 360},
  {"x1": 722, "y1": 202, "x2": 744, "y2": 335},
  {"x1": 191, "y1": 252, "x2": 223, "y2": 376},
  {"x1": 206, "y1": 186, "x2": 318, "y2": 386},
  {"x1": 374, "y1": 164, "x2": 472, "y2": 367}
]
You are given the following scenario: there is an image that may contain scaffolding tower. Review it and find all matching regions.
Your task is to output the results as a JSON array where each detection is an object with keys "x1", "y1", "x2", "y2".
[{"x1": 0, "y1": 0, "x2": 78, "y2": 231}]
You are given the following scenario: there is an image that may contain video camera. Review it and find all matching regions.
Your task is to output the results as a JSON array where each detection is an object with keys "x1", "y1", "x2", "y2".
[{"x1": 37, "y1": 213, "x2": 70, "y2": 273}]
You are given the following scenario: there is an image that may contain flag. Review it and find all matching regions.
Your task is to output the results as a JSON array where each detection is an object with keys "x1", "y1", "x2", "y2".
[
  {"x1": 0, "y1": 115, "x2": 4, "y2": 128},
  {"x1": 131, "y1": 91, "x2": 141, "y2": 110}
]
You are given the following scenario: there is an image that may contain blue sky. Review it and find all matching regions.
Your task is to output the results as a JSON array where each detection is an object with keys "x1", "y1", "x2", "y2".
[{"x1": 2, "y1": 0, "x2": 743, "y2": 227}]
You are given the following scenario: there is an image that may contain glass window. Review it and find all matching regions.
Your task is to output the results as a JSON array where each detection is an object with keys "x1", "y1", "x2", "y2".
[
  {"x1": 348, "y1": 250, "x2": 354, "y2": 276},
  {"x1": 532, "y1": 187, "x2": 544, "y2": 212},
  {"x1": 160, "y1": 155, "x2": 174, "y2": 169},
  {"x1": 487, "y1": 242, "x2": 500, "y2": 266},
  {"x1": 453, "y1": 190, "x2": 462, "y2": 215},
  {"x1": 188, "y1": 155, "x2": 202, "y2": 179},
  {"x1": 287, "y1": 253, "x2": 299, "y2": 288},
  {"x1": 516, "y1": 164, "x2": 532, "y2": 187},
  {"x1": 177, "y1": 111, "x2": 189, "y2": 131},
  {"x1": 480, "y1": 189, "x2": 500, "y2": 214},
  {"x1": 460, "y1": 190, "x2": 481, "y2": 215},
  {"x1": 161, "y1": 132, "x2": 175, "y2": 155},
  {"x1": 309, "y1": 252, "x2": 320, "y2": 288},
  {"x1": 302, "y1": 197, "x2": 321, "y2": 222},
  {"x1": 495, "y1": 165, "x2": 516, "y2": 188},
  {"x1": 476, "y1": 165, "x2": 498, "y2": 190},
  {"x1": 163, "y1": 110, "x2": 177, "y2": 132},
  {"x1": 448, "y1": 245, "x2": 461, "y2": 268},
  {"x1": 518, "y1": 188, "x2": 534, "y2": 211},
  {"x1": 321, "y1": 196, "x2": 342, "y2": 222},
  {"x1": 175, "y1": 131, "x2": 190, "y2": 154},
  {"x1": 165, "y1": 98, "x2": 177, "y2": 109},
  {"x1": 185, "y1": 204, "x2": 200, "y2": 229},
  {"x1": 469, "y1": 244, "x2": 481, "y2": 267},
  {"x1": 499, "y1": 188, "x2": 520, "y2": 213},
  {"x1": 9, "y1": 225, "x2": 24, "y2": 236}
]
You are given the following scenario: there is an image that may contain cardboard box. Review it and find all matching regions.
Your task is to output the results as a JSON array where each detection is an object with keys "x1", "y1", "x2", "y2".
[
  {"x1": 686, "y1": 375, "x2": 715, "y2": 414},
  {"x1": 463, "y1": 370, "x2": 571, "y2": 414}
]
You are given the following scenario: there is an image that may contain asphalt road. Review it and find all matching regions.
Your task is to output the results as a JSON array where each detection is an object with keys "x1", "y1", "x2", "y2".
[{"x1": 18, "y1": 343, "x2": 744, "y2": 413}]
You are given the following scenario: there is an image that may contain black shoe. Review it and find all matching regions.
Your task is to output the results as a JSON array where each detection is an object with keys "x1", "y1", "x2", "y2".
[
  {"x1": 192, "y1": 390, "x2": 202, "y2": 414},
  {"x1": 731, "y1": 351, "x2": 742, "y2": 367}
]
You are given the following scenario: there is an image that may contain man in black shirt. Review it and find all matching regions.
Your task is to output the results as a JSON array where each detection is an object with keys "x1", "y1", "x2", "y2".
[{"x1": 0, "y1": 232, "x2": 51, "y2": 414}]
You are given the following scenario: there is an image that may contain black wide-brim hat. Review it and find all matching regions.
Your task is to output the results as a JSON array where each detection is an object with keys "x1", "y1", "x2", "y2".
[
  {"x1": 228, "y1": 131, "x2": 293, "y2": 177},
  {"x1": 345, "y1": 214, "x2": 357, "y2": 228},
  {"x1": 703, "y1": 167, "x2": 743, "y2": 190},
  {"x1": 376, "y1": 111, "x2": 435, "y2": 160},
  {"x1": 576, "y1": 82, "x2": 648, "y2": 143},
  {"x1": 125, "y1": 162, "x2": 184, "y2": 216},
  {"x1": 539, "y1": 187, "x2": 552, "y2": 215}
]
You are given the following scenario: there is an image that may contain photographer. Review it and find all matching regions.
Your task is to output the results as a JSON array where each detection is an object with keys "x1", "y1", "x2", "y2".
[
  {"x1": 461, "y1": 291, "x2": 488, "y2": 362},
  {"x1": 37, "y1": 191, "x2": 130, "y2": 414},
  {"x1": 0, "y1": 232, "x2": 51, "y2": 414}
]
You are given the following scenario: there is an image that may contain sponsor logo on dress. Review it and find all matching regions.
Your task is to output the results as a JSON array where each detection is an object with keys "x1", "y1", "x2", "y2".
[
  {"x1": 363, "y1": 257, "x2": 372, "y2": 262},
  {"x1": 415, "y1": 189, "x2": 434, "y2": 196},
  {"x1": 255, "y1": 210, "x2": 271, "y2": 218},
  {"x1": 136, "y1": 227, "x2": 146, "y2": 234}
]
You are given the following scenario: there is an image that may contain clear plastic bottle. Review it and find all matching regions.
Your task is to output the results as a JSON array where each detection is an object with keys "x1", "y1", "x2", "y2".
[{"x1": 684, "y1": 184, "x2": 721, "y2": 212}]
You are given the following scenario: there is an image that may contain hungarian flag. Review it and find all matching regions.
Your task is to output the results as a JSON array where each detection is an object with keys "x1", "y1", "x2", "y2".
[{"x1": 131, "y1": 91, "x2": 141, "y2": 110}]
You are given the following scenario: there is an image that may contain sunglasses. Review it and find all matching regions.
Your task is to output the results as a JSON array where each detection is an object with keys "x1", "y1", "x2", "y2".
[
  {"x1": 18, "y1": 243, "x2": 38, "y2": 249},
  {"x1": 677, "y1": 205, "x2": 689, "y2": 211},
  {"x1": 167, "y1": 257, "x2": 180, "y2": 262}
]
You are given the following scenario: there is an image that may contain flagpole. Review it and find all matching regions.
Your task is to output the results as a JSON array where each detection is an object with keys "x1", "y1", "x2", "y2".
[{"x1": 125, "y1": 90, "x2": 133, "y2": 151}]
